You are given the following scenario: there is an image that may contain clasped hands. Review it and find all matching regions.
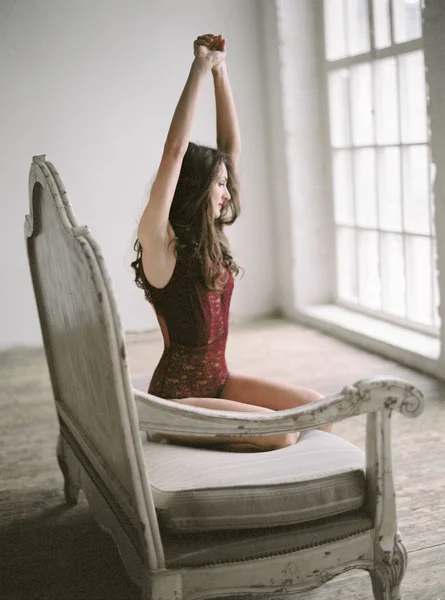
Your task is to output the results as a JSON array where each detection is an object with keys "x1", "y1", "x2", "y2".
[{"x1": 194, "y1": 33, "x2": 226, "y2": 72}]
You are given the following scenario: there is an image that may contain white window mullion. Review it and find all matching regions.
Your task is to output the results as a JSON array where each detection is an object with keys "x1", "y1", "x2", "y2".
[
  {"x1": 394, "y1": 45, "x2": 409, "y2": 320},
  {"x1": 368, "y1": 0, "x2": 384, "y2": 313},
  {"x1": 328, "y1": 38, "x2": 422, "y2": 69},
  {"x1": 389, "y1": 0, "x2": 395, "y2": 45}
]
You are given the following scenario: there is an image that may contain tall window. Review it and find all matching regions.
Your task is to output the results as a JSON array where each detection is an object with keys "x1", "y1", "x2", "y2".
[{"x1": 323, "y1": 0, "x2": 439, "y2": 334}]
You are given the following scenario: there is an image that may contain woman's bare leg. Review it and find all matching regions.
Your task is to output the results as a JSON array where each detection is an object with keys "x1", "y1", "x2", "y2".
[
  {"x1": 220, "y1": 373, "x2": 333, "y2": 433},
  {"x1": 163, "y1": 396, "x2": 298, "y2": 451}
]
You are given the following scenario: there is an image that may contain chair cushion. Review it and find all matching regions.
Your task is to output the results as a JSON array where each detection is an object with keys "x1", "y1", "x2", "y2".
[{"x1": 142, "y1": 429, "x2": 365, "y2": 533}]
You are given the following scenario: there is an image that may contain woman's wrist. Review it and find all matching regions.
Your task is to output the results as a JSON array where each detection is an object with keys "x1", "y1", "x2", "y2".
[
  {"x1": 212, "y1": 60, "x2": 227, "y2": 76},
  {"x1": 192, "y1": 55, "x2": 213, "y2": 73}
]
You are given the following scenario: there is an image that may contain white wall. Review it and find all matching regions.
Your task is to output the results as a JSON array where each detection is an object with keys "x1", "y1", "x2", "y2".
[
  {"x1": 0, "y1": 0, "x2": 276, "y2": 349},
  {"x1": 261, "y1": 0, "x2": 335, "y2": 313}
]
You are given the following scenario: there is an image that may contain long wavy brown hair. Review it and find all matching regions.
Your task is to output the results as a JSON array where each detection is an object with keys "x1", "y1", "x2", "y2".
[{"x1": 131, "y1": 142, "x2": 242, "y2": 294}]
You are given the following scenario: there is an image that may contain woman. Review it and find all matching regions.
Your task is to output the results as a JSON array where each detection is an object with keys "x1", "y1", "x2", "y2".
[{"x1": 132, "y1": 34, "x2": 331, "y2": 451}]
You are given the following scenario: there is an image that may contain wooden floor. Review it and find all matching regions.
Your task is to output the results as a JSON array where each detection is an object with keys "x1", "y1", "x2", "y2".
[{"x1": 1, "y1": 318, "x2": 445, "y2": 599}]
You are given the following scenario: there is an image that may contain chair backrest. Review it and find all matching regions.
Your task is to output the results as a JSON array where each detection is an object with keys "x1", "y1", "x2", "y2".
[{"x1": 25, "y1": 156, "x2": 162, "y2": 567}]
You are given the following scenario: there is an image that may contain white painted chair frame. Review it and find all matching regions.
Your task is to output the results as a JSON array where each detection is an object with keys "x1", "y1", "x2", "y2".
[{"x1": 26, "y1": 155, "x2": 424, "y2": 600}]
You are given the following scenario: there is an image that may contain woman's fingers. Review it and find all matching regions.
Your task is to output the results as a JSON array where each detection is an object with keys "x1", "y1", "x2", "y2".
[
  {"x1": 215, "y1": 35, "x2": 225, "y2": 50},
  {"x1": 196, "y1": 39, "x2": 213, "y2": 50},
  {"x1": 209, "y1": 35, "x2": 224, "y2": 51},
  {"x1": 197, "y1": 34, "x2": 215, "y2": 43},
  {"x1": 194, "y1": 33, "x2": 226, "y2": 58},
  {"x1": 197, "y1": 33, "x2": 224, "y2": 44}
]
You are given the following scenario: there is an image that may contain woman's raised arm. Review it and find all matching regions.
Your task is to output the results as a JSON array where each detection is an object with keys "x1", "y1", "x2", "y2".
[
  {"x1": 210, "y1": 35, "x2": 242, "y2": 165},
  {"x1": 138, "y1": 38, "x2": 225, "y2": 249}
]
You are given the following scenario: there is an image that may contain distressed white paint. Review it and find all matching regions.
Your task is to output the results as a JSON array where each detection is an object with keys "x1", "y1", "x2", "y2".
[
  {"x1": 0, "y1": 0, "x2": 275, "y2": 348},
  {"x1": 26, "y1": 155, "x2": 424, "y2": 599}
]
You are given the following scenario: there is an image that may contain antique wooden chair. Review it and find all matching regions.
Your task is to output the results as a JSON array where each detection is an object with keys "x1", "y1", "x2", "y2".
[{"x1": 26, "y1": 154, "x2": 424, "y2": 600}]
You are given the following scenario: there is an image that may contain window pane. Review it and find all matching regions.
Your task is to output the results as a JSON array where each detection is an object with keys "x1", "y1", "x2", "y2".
[
  {"x1": 346, "y1": 0, "x2": 370, "y2": 56},
  {"x1": 350, "y1": 63, "x2": 374, "y2": 146},
  {"x1": 374, "y1": 58, "x2": 399, "y2": 145},
  {"x1": 354, "y1": 149, "x2": 377, "y2": 227},
  {"x1": 406, "y1": 235, "x2": 433, "y2": 324},
  {"x1": 358, "y1": 230, "x2": 381, "y2": 309},
  {"x1": 399, "y1": 51, "x2": 428, "y2": 143},
  {"x1": 403, "y1": 145, "x2": 431, "y2": 235},
  {"x1": 378, "y1": 148, "x2": 402, "y2": 231},
  {"x1": 337, "y1": 227, "x2": 357, "y2": 302},
  {"x1": 329, "y1": 69, "x2": 350, "y2": 148},
  {"x1": 381, "y1": 233, "x2": 406, "y2": 317},
  {"x1": 333, "y1": 151, "x2": 354, "y2": 225},
  {"x1": 324, "y1": 0, "x2": 347, "y2": 60},
  {"x1": 373, "y1": 0, "x2": 391, "y2": 48},
  {"x1": 393, "y1": 0, "x2": 422, "y2": 43}
]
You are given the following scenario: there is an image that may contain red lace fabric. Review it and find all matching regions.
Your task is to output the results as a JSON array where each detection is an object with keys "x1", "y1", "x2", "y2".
[{"x1": 142, "y1": 259, "x2": 234, "y2": 400}]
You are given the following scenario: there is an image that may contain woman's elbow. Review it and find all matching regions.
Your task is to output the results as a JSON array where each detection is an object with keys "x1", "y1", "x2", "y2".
[
  {"x1": 163, "y1": 141, "x2": 188, "y2": 160},
  {"x1": 227, "y1": 146, "x2": 241, "y2": 165}
]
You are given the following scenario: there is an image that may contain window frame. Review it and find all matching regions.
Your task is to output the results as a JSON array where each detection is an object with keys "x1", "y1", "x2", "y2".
[{"x1": 322, "y1": 0, "x2": 438, "y2": 337}]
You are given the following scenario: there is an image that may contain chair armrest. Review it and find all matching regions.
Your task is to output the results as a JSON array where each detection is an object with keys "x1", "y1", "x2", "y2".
[{"x1": 134, "y1": 375, "x2": 424, "y2": 436}]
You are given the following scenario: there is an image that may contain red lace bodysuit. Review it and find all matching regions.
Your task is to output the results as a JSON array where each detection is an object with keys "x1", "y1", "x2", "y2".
[{"x1": 142, "y1": 258, "x2": 234, "y2": 400}]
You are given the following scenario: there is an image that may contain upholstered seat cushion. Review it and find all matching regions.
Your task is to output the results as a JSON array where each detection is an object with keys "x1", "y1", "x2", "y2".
[{"x1": 142, "y1": 429, "x2": 365, "y2": 533}]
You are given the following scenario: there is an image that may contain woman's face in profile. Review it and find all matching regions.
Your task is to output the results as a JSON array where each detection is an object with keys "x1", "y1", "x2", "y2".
[{"x1": 210, "y1": 163, "x2": 230, "y2": 219}]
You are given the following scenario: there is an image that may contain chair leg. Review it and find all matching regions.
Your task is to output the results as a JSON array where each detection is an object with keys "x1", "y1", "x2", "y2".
[
  {"x1": 370, "y1": 575, "x2": 401, "y2": 600},
  {"x1": 141, "y1": 574, "x2": 183, "y2": 600},
  {"x1": 370, "y1": 535, "x2": 407, "y2": 600},
  {"x1": 56, "y1": 433, "x2": 80, "y2": 504}
]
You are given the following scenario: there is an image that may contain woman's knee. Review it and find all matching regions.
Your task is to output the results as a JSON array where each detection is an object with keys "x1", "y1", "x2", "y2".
[
  {"x1": 173, "y1": 396, "x2": 302, "y2": 448},
  {"x1": 277, "y1": 432, "x2": 299, "y2": 449},
  {"x1": 300, "y1": 387, "x2": 324, "y2": 404}
]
